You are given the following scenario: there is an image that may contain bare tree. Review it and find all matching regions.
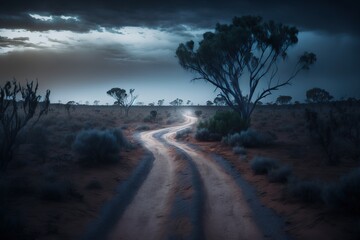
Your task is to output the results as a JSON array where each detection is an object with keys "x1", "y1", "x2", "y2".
[
  {"x1": 107, "y1": 88, "x2": 138, "y2": 116},
  {"x1": 0, "y1": 80, "x2": 50, "y2": 171},
  {"x1": 176, "y1": 15, "x2": 316, "y2": 128}
]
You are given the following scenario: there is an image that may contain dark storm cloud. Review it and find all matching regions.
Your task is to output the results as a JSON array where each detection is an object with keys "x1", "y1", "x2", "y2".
[
  {"x1": 0, "y1": 36, "x2": 40, "y2": 48},
  {"x1": 0, "y1": 0, "x2": 358, "y2": 35}
]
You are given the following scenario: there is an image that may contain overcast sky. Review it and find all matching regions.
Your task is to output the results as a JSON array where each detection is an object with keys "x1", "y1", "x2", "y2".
[{"x1": 0, "y1": 0, "x2": 359, "y2": 104}]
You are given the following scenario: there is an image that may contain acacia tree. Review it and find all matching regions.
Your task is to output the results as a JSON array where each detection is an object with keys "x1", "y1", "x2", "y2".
[
  {"x1": 0, "y1": 80, "x2": 50, "y2": 171},
  {"x1": 176, "y1": 16, "x2": 316, "y2": 128},
  {"x1": 157, "y1": 99, "x2": 164, "y2": 106},
  {"x1": 107, "y1": 88, "x2": 138, "y2": 116},
  {"x1": 276, "y1": 95, "x2": 292, "y2": 105},
  {"x1": 214, "y1": 95, "x2": 226, "y2": 106},
  {"x1": 306, "y1": 88, "x2": 333, "y2": 103}
]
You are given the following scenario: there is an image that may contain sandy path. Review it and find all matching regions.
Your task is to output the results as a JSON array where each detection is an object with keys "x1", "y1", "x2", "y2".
[
  {"x1": 108, "y1": 115, "x2": 268, "y2": 240},
  {"x1": 163, "y1": 116, "x2": 263, "y2": 240}
]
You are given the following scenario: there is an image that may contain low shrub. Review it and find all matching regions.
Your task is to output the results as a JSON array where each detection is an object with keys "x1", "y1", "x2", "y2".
[
  {"x1": 195, "y1": 128, "x2": 221, "y2": 141},
  {"x1": 136, "y1": 125, "x2": 150, "y2": 131},
  {"x1": 223, "y1": 129, "x2": 275, "y2": 147},
  {"x1": 268, "y1": 165, "x2": 293, "y2": 183},
  {"x1": 250, "y1": 156, "x2": 279, "y2": 174},
  {"x1": 175, "y1": 128, "x2": 192, "y2": 139},
  {"x1": 287, "y1": 178, "x2": 323, "y2": 204},
  {"x1": 72, "y1": 128, "x2": 126, "y2": 167},
  {"x1": 232, "y1": 146, "x2": 246, "y2": 155},
  {"x1": 323, "y1": 168, "x2": 360, "y2": 212}
]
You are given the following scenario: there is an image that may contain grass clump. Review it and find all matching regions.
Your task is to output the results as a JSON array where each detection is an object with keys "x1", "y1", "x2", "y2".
[
  {"x1": 72, "y1": 128, "x2": 127, "y2": 167},
  {"x1": 250, "y1": 156, "x2": 279, "y2": 174}
]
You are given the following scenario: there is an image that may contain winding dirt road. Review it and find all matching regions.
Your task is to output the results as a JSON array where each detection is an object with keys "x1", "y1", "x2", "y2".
[{"x1": 105, "y1": 115, "x2": 286, "y2": 240}]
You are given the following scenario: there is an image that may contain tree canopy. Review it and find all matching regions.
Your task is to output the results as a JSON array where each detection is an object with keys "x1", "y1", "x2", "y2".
[{"x1": 176, "y1": 15, "x2": 316, "y2": 128}]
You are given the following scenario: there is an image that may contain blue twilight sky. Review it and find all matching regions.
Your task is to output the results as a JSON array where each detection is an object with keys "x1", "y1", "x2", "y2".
[{"x1": 0, "y1": 0, "x2": 359, "y2": 105}]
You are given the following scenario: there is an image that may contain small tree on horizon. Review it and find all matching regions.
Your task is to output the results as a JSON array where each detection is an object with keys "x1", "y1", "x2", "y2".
[
  {"x1": 206, "y1": 100, "x2": 214, "y2": 106},
  {"x1": 276, "y1": 95, "x2": 292, "y2": 105},
  {"x1": 176, "y1": 15, "x2": 316, "y2": 129},
  {"x1": 107, "y1": 88, "x2": 138, "y2": 116},
  {"x1": 157, "y1": 99, "x2": 165, "y2": 106},
  {"x1": 306, "y1": 88, "x2": 333, "y2": 103}
]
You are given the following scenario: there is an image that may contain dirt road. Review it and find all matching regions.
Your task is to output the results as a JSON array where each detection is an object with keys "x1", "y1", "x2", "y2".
[{"x1": 87, "y1": 115, "x2": 288, "y2": 240}]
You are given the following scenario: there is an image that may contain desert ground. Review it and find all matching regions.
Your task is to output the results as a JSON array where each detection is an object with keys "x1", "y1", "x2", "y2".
[{"x1": 1, "y1": 103, "x2": 359, "y2": 240}]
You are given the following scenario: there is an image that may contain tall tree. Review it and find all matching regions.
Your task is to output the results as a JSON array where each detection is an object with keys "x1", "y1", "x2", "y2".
[
  {"x1": 107, "y1": 88, "x2": 138, "y2": 116},
  {"x1": 176, "y1": 15, "x2": 316, "y2": 128}
]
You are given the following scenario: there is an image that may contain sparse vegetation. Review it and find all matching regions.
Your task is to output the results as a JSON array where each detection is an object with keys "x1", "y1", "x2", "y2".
[
  {"x1": 107, "y1": 88, "x2": 138, "y2": 116},
  {"x1": 0, "y1": 80, "x2": 50, "y2": 171}
]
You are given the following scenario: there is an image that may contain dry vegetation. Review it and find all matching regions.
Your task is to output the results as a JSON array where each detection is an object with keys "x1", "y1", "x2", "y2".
[{"x1": 1, "y1": 102, "x2": 359, "y2": 239}]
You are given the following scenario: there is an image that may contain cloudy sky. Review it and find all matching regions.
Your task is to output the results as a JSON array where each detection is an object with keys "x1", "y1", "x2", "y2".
[{"x1": 0, "y1": 0, "x2": 359, "y2": 104}]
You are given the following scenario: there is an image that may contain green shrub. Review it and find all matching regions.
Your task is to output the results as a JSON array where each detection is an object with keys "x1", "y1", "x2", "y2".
[
  {"x1": 250, "y1": 156, "x2": 279, "y2": 174},
  {"x1": 195, "y1": 128, "x2": 221, "y2": 141},
  {"x1": 197, "y1": 111, "x2": 247, "y2": 138},
  {"x1": 72, "y1": 128, "x2": 126, "y2": 167}
]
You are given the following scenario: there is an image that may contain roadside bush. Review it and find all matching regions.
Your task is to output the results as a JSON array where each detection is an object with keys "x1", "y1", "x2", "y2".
[
  {"x1": 194, "y1": 110, "x2": 202, "y2": 117},
  {"x1": 268, "y1": 165, "x2": 293, "y2": 183},
  {"x1": 232, "y1": 146, "x2": 246, "y2": 155},
  {"x1": 175, "y1": 128, "x2": 192, "y2": 139},
  {"x1": 136, "y1": 125, "x2": 150, "y2": 131},
  {"x1": 287, "y1": 178, "x2": 323, "y2": 204},
  {"x1": 195, "y1": 128, "x2": 221, "y2": 141},
  {"x1": 250, "y1": 156, "x2": 279, "y2": 174},
  {"x1": 197, "y1": 110, "x2": 247, "y2": 138},
  {"x1": 72, "y1": 128, "x2": 126, "y2": 167},
  {"x1": 223, "y1": 129, "x2": 275, "y2": 147},
  {"x1": 323, "y1": 168, "x2": 360, "y2": 212}
]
